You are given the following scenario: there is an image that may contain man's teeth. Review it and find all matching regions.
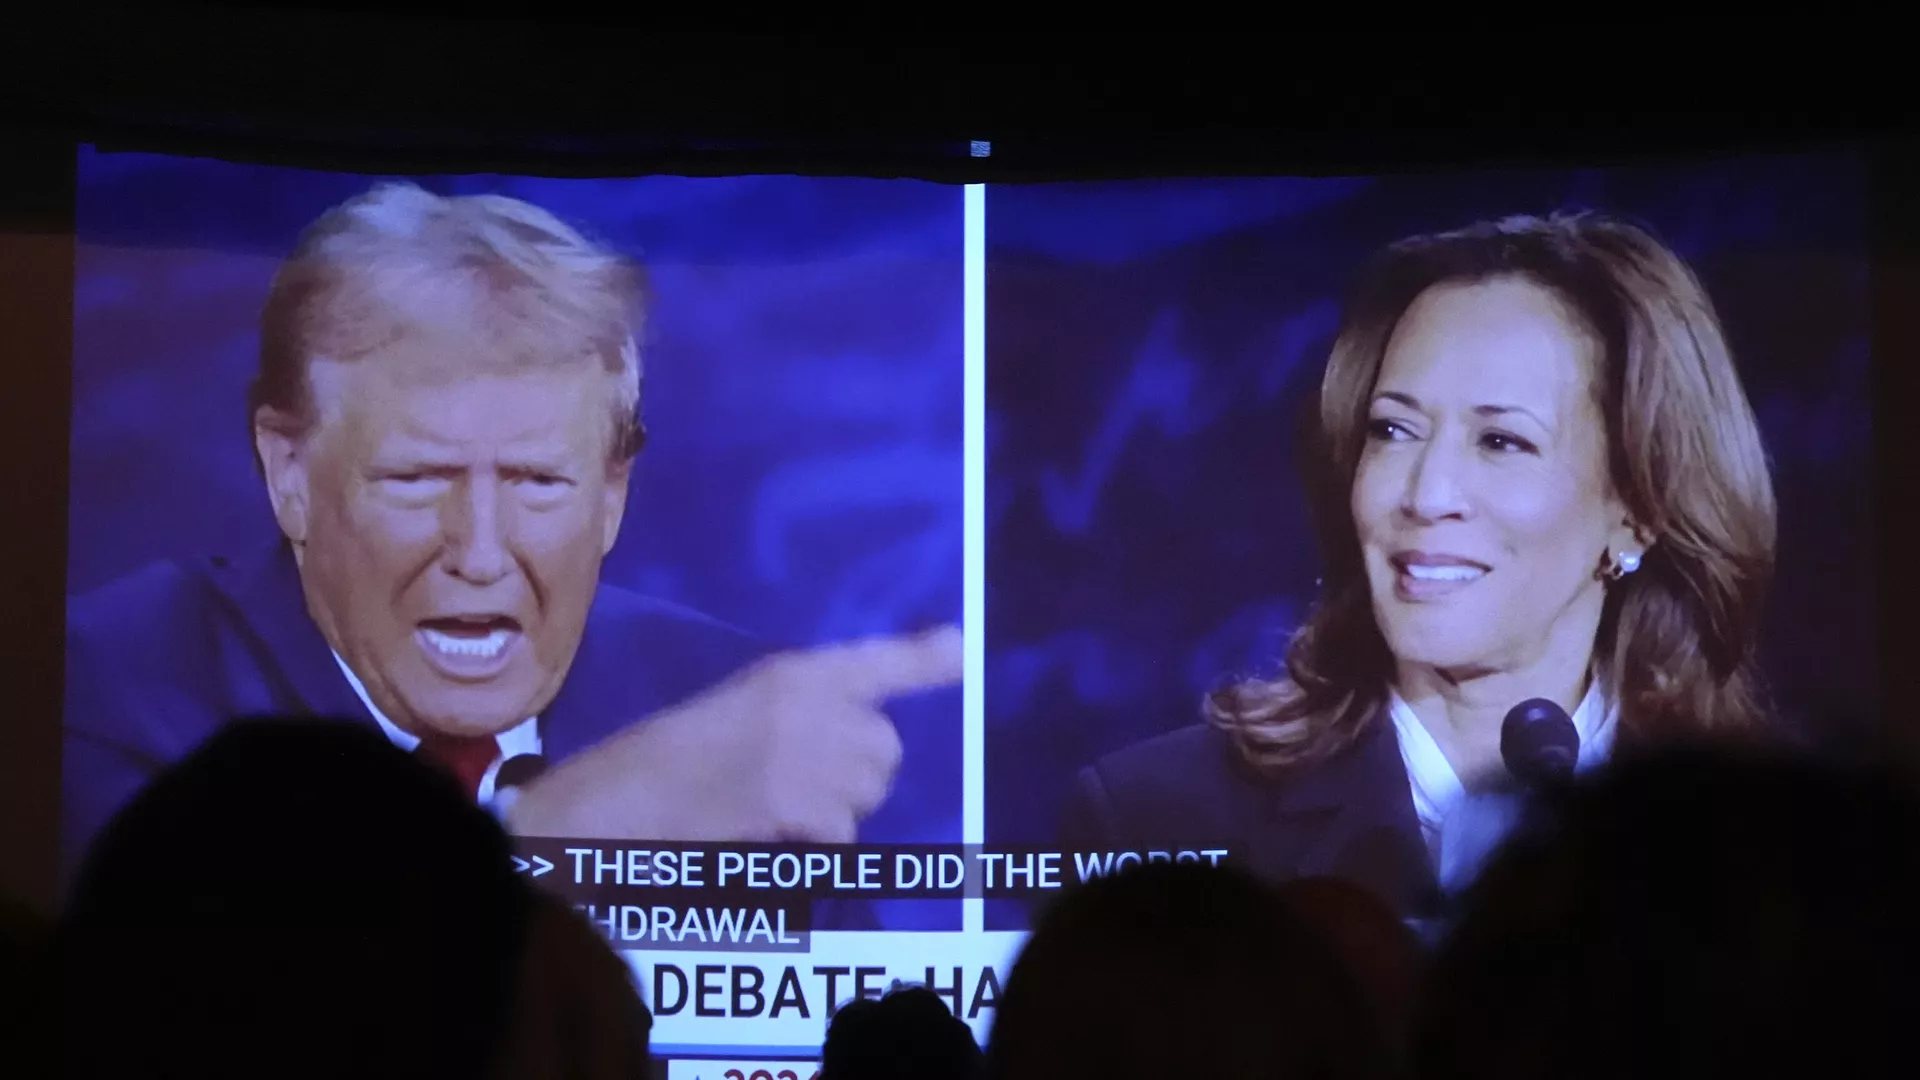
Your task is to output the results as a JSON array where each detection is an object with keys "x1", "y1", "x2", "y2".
[
  {"x1": 422, "y1": 627, "x2": 512, "y2": 658},
  {"x1": 1403, "y1": 564, "x2": 1486, "y2": 582}
]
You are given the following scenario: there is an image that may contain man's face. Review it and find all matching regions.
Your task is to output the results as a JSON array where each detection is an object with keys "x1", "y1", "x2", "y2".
[{"x1": 258, "y1": 354, "x2": 630, "y2": 738}]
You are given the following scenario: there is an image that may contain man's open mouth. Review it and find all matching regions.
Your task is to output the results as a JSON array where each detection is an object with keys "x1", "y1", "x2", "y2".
[{"x1": 416, "y1": 615, "x2": 523, "y2": 663}]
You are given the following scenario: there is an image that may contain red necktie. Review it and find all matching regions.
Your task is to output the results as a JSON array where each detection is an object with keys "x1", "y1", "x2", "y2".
[{"x1": 414, "y1": 732, "x2": 501, "y2": 801}]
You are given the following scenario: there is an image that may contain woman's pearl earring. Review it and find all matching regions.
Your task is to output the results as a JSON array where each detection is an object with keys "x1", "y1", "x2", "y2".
[{"x1": 1605, "y1": 549, "x2": 1642, "y2": 581}]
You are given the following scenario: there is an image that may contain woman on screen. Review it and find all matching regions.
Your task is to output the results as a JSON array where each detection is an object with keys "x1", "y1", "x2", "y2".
[{"x1": 1058, "y1": 212, "x2": 1777, "y2": 918}]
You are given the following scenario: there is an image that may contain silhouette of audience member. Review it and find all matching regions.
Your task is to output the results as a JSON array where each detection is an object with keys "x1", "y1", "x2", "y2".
[
  {"x1": 56, "y1": 717, "x2": 649, "y2": 1079},
  {"x1": 1276, "y1": 877, "x2": 1425, "y2": 1045},
  {"x1": 492, "y1": 888, "x2": 656, "y2": 1079},
  {"x1": 821, "y1": 984, "x2": 982, "y2": 1080},
  {"x1": 985, "y1": 862, "x2": 1391, "y2": 1080},
  {"x1": 1415, "y1": 747, "x2": 1920, "y2": 1079}
]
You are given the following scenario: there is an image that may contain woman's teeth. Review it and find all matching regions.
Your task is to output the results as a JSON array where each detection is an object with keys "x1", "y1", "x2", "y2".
[{"x1": 1403, "y1": 565, "x2": 1486, "y2": 582}]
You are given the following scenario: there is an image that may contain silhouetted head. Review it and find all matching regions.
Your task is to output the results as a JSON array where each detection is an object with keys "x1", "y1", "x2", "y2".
[
  {"x1": 491, "y1": 889, "x2": 656, "y2": 1080},
  {"x1": 986, "y1": 862, "x2": 1391, "y2": 1080},
  {"x1": 822, "y1": 984, "x2": 981, "y2": 1080},
  {"x1": 1276, "y1": 876, "x2": 1425, "y2": 1038},
  {"x1": 59, "y1": 717, "x2": 530, "y2": 1078},
  {"x1": 1416, "y1": 746, "x2": 1920, "y2": 1079}
]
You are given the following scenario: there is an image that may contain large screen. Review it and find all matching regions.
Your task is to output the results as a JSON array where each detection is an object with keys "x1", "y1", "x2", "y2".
[{"x1": 63, "y1": 146, "x2": 1876, "y2": 1072}]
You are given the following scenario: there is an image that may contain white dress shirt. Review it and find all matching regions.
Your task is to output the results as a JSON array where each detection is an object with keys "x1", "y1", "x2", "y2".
[
  {"x1": 330, "y1": 651, "x2": 542, "y2": 804},
  {"x1": 1389, "y1": 680, "x2": 1616, "y2": 895}
]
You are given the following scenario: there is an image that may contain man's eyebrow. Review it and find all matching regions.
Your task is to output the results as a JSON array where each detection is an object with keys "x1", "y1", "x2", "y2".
[{"x1": 369, "y1": 440, "x2": 460, "y2": 463}]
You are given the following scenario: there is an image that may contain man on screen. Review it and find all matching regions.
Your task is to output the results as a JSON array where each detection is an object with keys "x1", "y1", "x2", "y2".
[{"x1": 63, "y1": 183, "x2": 959, "y2": 875}]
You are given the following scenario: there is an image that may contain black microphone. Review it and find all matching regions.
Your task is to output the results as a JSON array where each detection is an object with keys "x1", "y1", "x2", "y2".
[
  {"x1": 495, "y1": 754, "x2": 548, "y2": 792},
  {"x1": 1500, "y1": 698, "x2": 1580, "y2": 789}
]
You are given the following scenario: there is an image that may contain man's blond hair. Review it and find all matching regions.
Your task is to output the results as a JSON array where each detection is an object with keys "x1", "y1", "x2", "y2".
[{"x1": 251, "y1": 182, "x2": 647, "y2": 461}]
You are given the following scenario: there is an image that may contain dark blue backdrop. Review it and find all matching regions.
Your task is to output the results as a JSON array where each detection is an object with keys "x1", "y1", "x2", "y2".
[
  {"x1": 69, "y1": 149, "x2": 966, "y2": 928},
  {"x1": 983, "y1": 155, "x2": 1875, "y2": 928}
]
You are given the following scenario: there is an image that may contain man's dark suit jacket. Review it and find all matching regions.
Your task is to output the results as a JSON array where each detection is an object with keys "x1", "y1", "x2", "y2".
[
  {"x1": 63, "y1": 541, "x2": 768, "y2": 879},
  {"x1": 1057, "y1": 716, "x2": 1444, "y2": 921}
]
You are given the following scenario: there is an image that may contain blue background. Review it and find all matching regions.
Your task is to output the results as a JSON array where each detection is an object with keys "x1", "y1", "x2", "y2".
[
  {"x1": 69, "y1": 149, "x2": 965, "y2": 927},
  {"x1": 982, "y1": 155, "x2": 1876, "y2": 928}
]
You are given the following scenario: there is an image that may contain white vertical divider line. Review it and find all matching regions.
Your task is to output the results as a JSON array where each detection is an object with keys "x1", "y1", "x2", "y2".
[{"x1": 961, "y1": 183, "x2": 987, "y2": 936}]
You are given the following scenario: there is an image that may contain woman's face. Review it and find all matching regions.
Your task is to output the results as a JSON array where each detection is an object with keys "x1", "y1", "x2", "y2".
[{"x1": 1350, "y1": 277, "x2": 1637, "y2": 677}]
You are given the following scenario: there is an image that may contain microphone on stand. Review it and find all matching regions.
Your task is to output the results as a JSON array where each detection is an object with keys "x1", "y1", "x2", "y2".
[
  {"x1": 1501, "y1": 698, "x2": 1580, "y2": 790},
  {"x1": 1429, "y1": 699, "x2": 1584, "y2": 941},
  {"x1": 1488, "y1": 696, "x2": 1582, "y2": 864}
]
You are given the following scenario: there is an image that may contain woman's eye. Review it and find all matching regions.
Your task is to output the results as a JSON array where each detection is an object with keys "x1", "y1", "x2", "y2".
[
  {"x1": 1366, "y1": 418, "x2": 1411, "y2": 441},
  {"x1": 1481, "y1": 431, "x2": 1538, "y2": 454}
]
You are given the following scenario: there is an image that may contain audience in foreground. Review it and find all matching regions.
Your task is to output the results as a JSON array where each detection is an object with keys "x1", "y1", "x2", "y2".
[
  {"x1": 822, "y1": 983, "x2": 982, "y2": 1080},
  {"x1": 985, "y1": 860, "x2": 1393, "y2": 1080},
  {"x1": 1416, "y1": 745, "x2": 1920, "y2": 1079},
  {"x1": 1276, "y1": 875, "x2": 1426, "y2": 1046},
  {"x1": 50, "y1": 713, "x2": 1920, "y2": 1080},
  {"x1": 56, "y1": 717, "x2": 652, "y2": 1079}
]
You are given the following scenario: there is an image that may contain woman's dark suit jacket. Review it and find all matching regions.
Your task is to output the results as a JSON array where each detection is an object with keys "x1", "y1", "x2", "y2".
[{"x1": 1057, "y1": 714, "x2": 1444, "y2": 920}]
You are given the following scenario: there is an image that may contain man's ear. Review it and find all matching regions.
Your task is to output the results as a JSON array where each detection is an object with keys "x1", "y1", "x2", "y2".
[
  {"x1": 600, "y1": 459, "x2": 632, "y2": 557},
  {"x1": 254, "y1": 407, "x2": 315, "y2": 546}
]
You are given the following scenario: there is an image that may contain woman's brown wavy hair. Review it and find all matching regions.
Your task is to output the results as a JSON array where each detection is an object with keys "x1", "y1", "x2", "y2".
[{"x1": 1207, "y1": 213, "x2": 1778, "y2": 773}]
